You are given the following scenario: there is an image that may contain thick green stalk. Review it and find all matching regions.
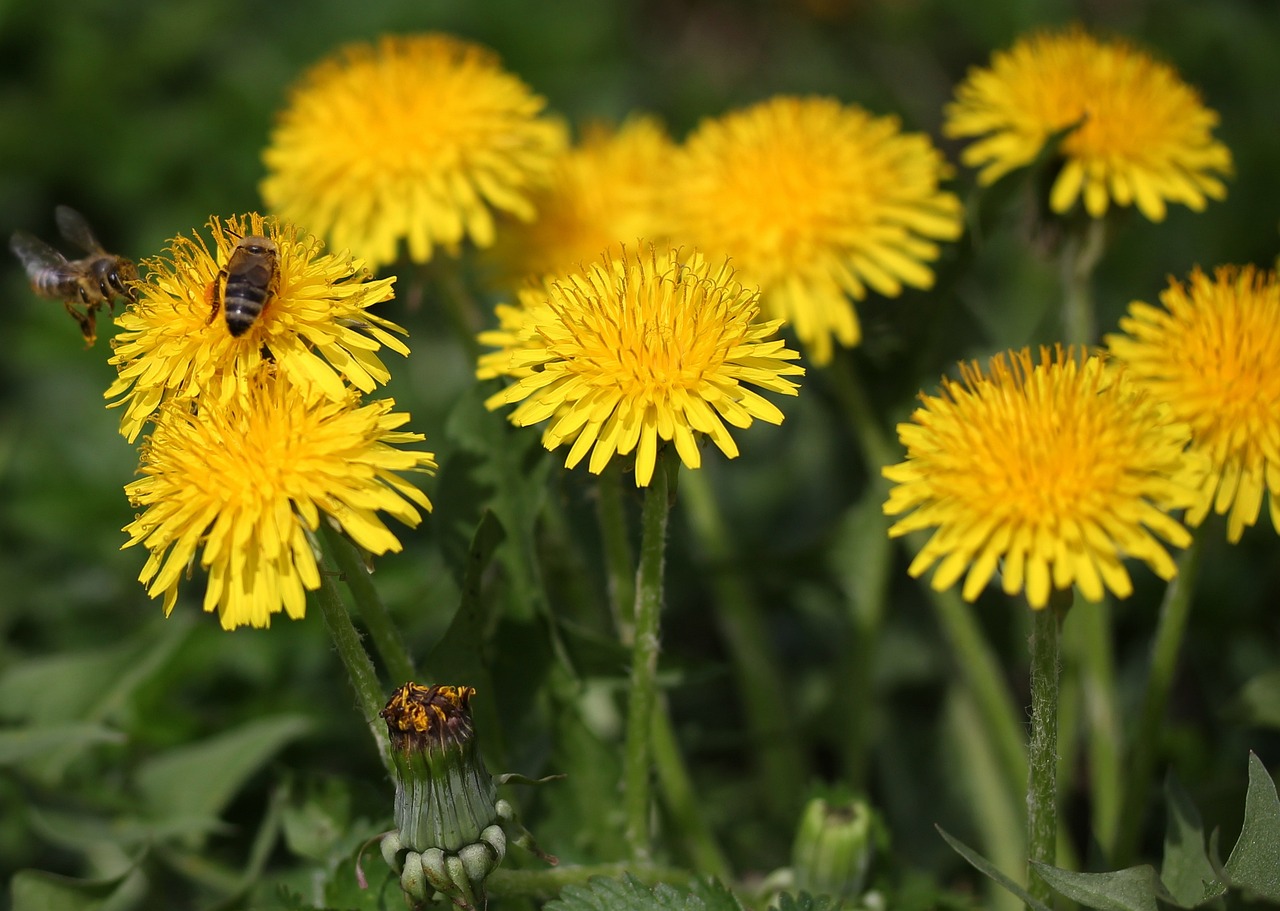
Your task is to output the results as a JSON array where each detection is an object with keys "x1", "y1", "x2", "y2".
[
  {"x1": 1114, "y1": 534, "x2": 1203, "y2": 865},
  {"x1": 314, "y1": 529, "x2": 392, "y2": 773},
  {"x1": 1072, "y1": 600, "x2": 1121, "y2": 855},
  {"x1": 623, "y1": 452, "x2": 675, "y2": 863},
  {"x1": 1027, "y1": 594, "x2": 1066, "y2": 908},
  {"x1": 680, "y1": 467, "x2": 805, "y2": 820},
  {"x1": 1059, "y1": 217, "x2": 1106, "y2": 348},
  {"x1": 320, "y1": 522, "x2": 417, "y2": 686},
  {"x1": 597, "y1": 462, "x2": 637, "y2": 645}
]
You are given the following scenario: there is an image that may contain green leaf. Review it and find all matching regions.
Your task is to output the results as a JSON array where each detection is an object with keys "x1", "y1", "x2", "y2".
[
  {"x1": 545, "y1": 875, "x2": 730, "y2": 911},
  {"x1": 1030, "y1": 863, "x2": 1174, "y2": 911},
  {"x1": 0, "y1": 723, "x2": 123, "y2": 766},
  {"x1": 1236, "y1": 669, "x2": 1280, "y2": 729},
  {"x1": 771, "y1": 893, "x2": 836, "y2": 911},
  {"x1": 935, "y1": 825, "x2": 1051, "y2": 911},
  {"x1": 136, "y1": 715, "x2": 312, "y2": 827},
  {"x1": 10, "y1": 866, "x2": 132, "y2": 911},
  {"x1": 1223, "y1": 752, "x2": 1280, "y2": 900},
  {"x1": 1161, "y1": 773, "x2": 1224, "y2": 907},
  {"x1": 27, "y1": 806, "x2": 228, "y2": 851}
]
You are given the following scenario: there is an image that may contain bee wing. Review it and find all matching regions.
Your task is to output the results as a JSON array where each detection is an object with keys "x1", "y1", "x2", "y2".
[
  {"x1": 9, "y1": 230, "x2": 69, "y2": 275},
  {"x1": 54, "y1": 205, "x2": 107, "y2": 254}
]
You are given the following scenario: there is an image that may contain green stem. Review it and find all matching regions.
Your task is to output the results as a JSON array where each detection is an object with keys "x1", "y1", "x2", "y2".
[
  {"x1": 320, "y1": 522, "x2": 417, "y2": 686},
  {"x1": 680, "y1": 467, "x2": 805, "y2": 821},
  {"x1": 623, "y1": 451, "x2": 675, "y2": 863},
  {"x1": 598, "y1": 462, "x2": 637, "y2": 645},
  {"x1": 1114, "y1": 534, "x2": 1203, "y2": 865},
  {"x1": 487, "y1": 863, "x2": 694, "y2": 901},
  {"x1": 651, "y1": 695, "x2": 733, "y2": 879},
  {"x1": 427, "y1": 262, "x2": 483, "y2": 362},
  {"x1": 1060, "y1": 217, "x2": 1107, "y2": 348},
  {"x1": 829, "y1": 354, "x2": 1028, "y2": 795},
  {"x1": 1073, "y1": 599, "x2": 1121, "y2": 856},
  {"x1": 1027, "y1": 594, "x2": 1066, "y2": 908},
  {"x1": 314, "y1": 528, "x2": 392, "y2": 774}
]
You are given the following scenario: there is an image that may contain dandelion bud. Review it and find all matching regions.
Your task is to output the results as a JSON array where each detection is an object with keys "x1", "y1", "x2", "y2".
[{"x1": 791, "y1": 794, "x2": 881, "y2": 901}]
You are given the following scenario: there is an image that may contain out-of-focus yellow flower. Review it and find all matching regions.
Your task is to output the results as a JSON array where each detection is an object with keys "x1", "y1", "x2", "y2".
[
  {"x1": 123, "y1": 369, "x2": 435, "y2": 630},
  {"x1": 480, "y1": 246, "x2": 804, "y2": 486},
  {"x1": 106, "y1": 213, "x2": 405, "y2": 442},
  {"x1": 669, "y1": 95, "x2": 962, "y2": 365},
  {"x1": 1107, "y1": 266, "x2": 1280, "y2": 542},
  {"x1": 487, "y1": 115, "x2": 677, "y2": 284},
  {"x1": 944, "y1": 26, "x2": 1232, "y2": 222},
  {"x1": 884, "y1": 346, "x2": 1198, "y2": 608},
  {"x1": 261, "y1": 33, "x2": 566, "y2": 269}
]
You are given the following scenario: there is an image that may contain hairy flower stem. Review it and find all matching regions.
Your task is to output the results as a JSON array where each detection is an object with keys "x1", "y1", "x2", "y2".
[
  {"x1": 680, "y1": 468, "x2": 805, "y2": 821},
  {"x1": 1114, "y1": 534, "x2": 1203, "y2": 865},
  {"x1": 624, "y1": 451, "x2": 676, "y2": 863},
  {"x1": 1027, "y1": 594, "x2": 1066, "y2": 908},
  {"x1": 320, "y1": 522, "x2": 416, "y2": 685},
  {"x1": 598, "y1": 464, "x2": 637, "y2": 645},
  {"x1": 315, "y1": 529, "x2": 392, "y2": 774}
]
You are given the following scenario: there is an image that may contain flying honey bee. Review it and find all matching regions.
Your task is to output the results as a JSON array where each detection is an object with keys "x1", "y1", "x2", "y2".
[
  {"x1": 207, "y1": 234, "x2": 279, "y2": 337},
  {"x1": 9, "y1": 205, "x2": 138, "y2": 346}
]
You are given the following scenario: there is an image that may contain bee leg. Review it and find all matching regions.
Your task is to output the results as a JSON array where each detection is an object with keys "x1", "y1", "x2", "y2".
[
  {"x1": 205, "y1": 269, "x2": 225, "y2": 326},
  {"x1": 65, "y1": 302, "x2": 97, "y2": 347}
]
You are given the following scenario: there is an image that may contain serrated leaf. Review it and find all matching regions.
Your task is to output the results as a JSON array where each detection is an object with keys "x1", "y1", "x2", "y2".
[
  {"x1": 0, "y1": 723, "x2": 123, "y2": 766},
  {"x1": 10, "y1": 866, "x2": 131, "y2": 911},
  {"x1": 1223, "y1": 752, "x2": 1280, "y2": 900},
  {"x1": 1161, "y1": 773, "x2": 1224, "y2": 907},
  {"x1": 935, "y1": 825, "x2": 1051, "y2": 911},
  {"x1": 545, "y1": 875, "x2": 714, "y2": 911},
  {"x1": 1030, "y1": 863, "x2": 1174, "y2": 911},
  {"x1": 137, "y1": 715, "x2": 312, "y2": 827},
  {"x1": 1236, "y1": 669, "x2": 1280, "y2": 729},
  {"x1": 687, "y1": 877, "x2": 744, "y2": 911}
]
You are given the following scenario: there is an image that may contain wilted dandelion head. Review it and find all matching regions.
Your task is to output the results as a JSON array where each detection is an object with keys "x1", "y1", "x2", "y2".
[
  {"x1": 106, "y1": 213, "x2": 406, "y2": 442},
  {"x1": 122, "y1": 370, "x2": 436, "y2": 630},
  {"x1": 261, "y1": 33, "x2": 566, "y2": 269},
  {"x1": 883, "y1": 346, "x2": 1199, "y2": 609},
  {"x1": 669, "y1": 95, "x2": 963, "y2": 365},
  {"x1": 1107, "y1": 265, "x2": 1280, "y2": 542},
  {"x1": 480, "y1": 246, "x2": 805, "y2": 486},
  {"x1": 944, "y1": 26, "x2": 1232, "y2": 222}
]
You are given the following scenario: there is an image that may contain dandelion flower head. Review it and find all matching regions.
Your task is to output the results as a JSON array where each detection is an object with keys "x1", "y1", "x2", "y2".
[
  {"x1": 123, "y1": 370, "x2": 436, "y2": 630},
  {"x1": 481, "y1": 246, "x2": 805, "y2": 486},
  {"x1": 944, "y1": 26, "x2": 1232, "y2": 221},
  {"x1": 883, "y1": 346, "x2": 1198, "y2": 609},
  {"x1": 106, "y1": 213, "x2": 407, "y2": 442},
  {"x1": 669, "y1": 95, "x2": 963, "y2": 365},
  {"x1": 487, "y1": 114, "x2": 677, "y2": 285},
  {"x1": 1106, "y1": 265, "x2": 1280, "y2": 542},
  {"x1": 261, "y1": 33, "x2": 567, "y2": 270}
]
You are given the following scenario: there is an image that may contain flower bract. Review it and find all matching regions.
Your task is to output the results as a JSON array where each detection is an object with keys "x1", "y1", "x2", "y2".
[
  {"x1": 122, "y1": 370, "x2": 436, "y2": 630},
  {"x1": 883, "y1": 346, "x2": 1198, "y2": 608},
  {"x1": 669, "y1": 95, "x2": 963, "y2": 365},
  {"x1": 944, "y1": 26, "x2": 1232, "y2": 222},
  {"x1": 480, "y1": 246, "x2": 804, "y2": 486},
  {"x1": 107, "y1": 213, "x2": 406, "y2": 442},
  {"x1": 261, "y1": 33, "x2": 566, "y2": 269},
  {"x1": 1106, "y1": 265, "x2": 1280, "y2": 542}
]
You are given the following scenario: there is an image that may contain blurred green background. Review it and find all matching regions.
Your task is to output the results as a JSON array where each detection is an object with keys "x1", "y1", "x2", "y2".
[{"x1": 2, "y1": 0, "x2": 1279, "y2": 908}]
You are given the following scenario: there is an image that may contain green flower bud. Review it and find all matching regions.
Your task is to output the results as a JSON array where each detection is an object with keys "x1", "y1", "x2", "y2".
[
  {"x1": 792, "y1": 794, "x2": 881, "y2": 901},
  {"x1": 381, "y1": 683, "x2": 498, "y2": 854}
]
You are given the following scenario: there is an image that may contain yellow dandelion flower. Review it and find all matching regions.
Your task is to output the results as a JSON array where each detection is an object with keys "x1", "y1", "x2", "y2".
[
  {"x1": 1106, "y1": 265, "x2": 1280, "y2": 542},
  {"x1": 883, "y1": 346, "x2": 1197, "y2": 609},
  {"x1": 944, "y1": 26, "x2": 1232, "y2": 222},
  {"x1": 669, "y1": 95, "x2": 963, "y2": 366},
  {"x1": 261, "y1": 33, "x2": 566, "y2": 270},
  {"x1": 486, "y1": 115, "x2": 677, "y2": 283},
  {"x1": 480, "y1": 246, "x2": 805, "y2": 486},
  {"x1": 106, "y1": 213, "x2": 407, "y2": 442},
  {"x1": 122, "y1": 370, "x2": 436, "y2": 630}
]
